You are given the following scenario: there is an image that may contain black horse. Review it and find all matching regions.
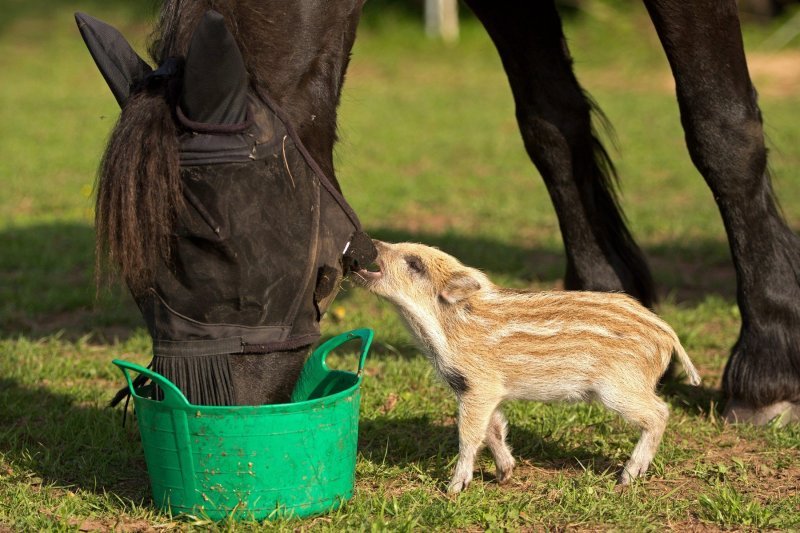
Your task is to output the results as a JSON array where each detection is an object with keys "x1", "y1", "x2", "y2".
[{"x1": 79, "y1": 1, "x2": 799, "y2": 424}]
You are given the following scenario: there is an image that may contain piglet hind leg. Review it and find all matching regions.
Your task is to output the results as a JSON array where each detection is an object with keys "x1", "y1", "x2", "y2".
[
  {"x1": 484, "y1": 408, "x2": 516, "y2": 484},
  {"x1": 448, "y1": 395, "x2": 502, "y2": 494},
  {"x1": 597, "y1": 387, "x2": 669, "y2": 485}
]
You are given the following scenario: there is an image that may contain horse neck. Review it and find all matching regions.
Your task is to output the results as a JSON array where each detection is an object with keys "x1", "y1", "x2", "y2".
[{"x1": 154, "y1": 0, "x2": 364, "y2": 182}]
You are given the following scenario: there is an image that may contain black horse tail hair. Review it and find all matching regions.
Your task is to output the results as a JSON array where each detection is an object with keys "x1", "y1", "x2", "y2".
[
  {"x1": 95, "y1": 89, "x2": 182, "y2": 293},
  {"x1": 584, "y1": 92, "x2": 658, "y2": 308}
]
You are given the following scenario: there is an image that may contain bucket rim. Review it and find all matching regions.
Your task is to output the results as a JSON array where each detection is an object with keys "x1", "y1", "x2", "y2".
[
  {"x1": 114, "y1": 328, "x2": 373, "y2": 413},
  {"x1": 126, "y1": 368, "x2": 363, "y2": 414}
]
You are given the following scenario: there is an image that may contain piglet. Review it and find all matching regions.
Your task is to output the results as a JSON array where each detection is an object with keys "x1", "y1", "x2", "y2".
[{"x1": 354, "y1": 240, "x2": 701, "y2": 493}]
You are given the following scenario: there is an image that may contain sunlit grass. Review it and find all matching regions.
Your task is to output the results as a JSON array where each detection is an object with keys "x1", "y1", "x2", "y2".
[{"x1": 1, "y1": 1, "x2": 799, "y2": 530}]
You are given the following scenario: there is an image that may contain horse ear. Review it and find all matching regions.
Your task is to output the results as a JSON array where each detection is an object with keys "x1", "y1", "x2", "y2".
[
  {"x1": 440, "y1": 272, "x2": 481, "y2": 305},
  {"x1": 180, "y1": 10, "x2": 248, "y2": 125},
  {"x1": 74, "y1": 12, "x2": 152, "y2": 108}
]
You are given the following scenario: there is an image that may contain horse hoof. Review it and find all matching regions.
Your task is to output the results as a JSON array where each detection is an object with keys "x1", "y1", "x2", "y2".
[{"x1": 723, "y1": 399, "x2": 800, "y2": 426}]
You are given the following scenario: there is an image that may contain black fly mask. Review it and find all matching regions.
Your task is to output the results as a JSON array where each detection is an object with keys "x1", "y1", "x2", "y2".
[{"x1": 76, "y1": 11, "x2": 375, "y2": 405}]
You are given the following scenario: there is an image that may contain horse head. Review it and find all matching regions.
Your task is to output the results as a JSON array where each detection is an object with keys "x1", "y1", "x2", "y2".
[{"x1": 77, "y1": 2, "x2": 373, "y2": 406}]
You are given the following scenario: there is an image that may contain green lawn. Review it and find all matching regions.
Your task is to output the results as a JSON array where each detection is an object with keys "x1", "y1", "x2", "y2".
[{"x1": 1, "y1": 1, "x2": 799, "y2": 530}]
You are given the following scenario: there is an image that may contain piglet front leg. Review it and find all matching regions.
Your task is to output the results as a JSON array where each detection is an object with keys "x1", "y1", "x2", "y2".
[
  {"x1": 448, "y1": 394, "x2": 501, "y2": 494},
  {"x1": 448, "y1": 445, "x2": 478, "y2": 493},
  {"x1": 485, "y1": 408, "x2": 515, "y2": 484}
]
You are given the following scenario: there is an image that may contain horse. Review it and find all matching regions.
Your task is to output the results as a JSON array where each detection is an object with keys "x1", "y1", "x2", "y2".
[
  {"x1": 79, "y1": 0, "x2": 799, "y2": 424},
  {"x1": 77, "y1": 2, "x2": 375, "y2": 406}
]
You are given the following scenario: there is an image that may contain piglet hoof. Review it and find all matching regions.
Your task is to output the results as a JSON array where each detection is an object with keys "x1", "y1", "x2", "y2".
[
  {"x1": 447, "y1": 473, "x2": 472, "y2": 494},
  {"x1": 723, "y1": 399, "x2": 800, "y2": 426},
  {"x1": 618, "y1": 462, "x2": 647, "y2": 486},
  {"x1": 496, "y1": 464, "x2": 514, "y2": 485}
]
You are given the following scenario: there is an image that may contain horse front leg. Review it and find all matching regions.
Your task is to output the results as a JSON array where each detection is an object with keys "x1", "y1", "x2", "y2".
[
  {"x1": 464, "y1": 0, "x2": 656, "y2": 307},
  {"x1": 643, "y1": 0, "x2": 800, "y2": 423}
]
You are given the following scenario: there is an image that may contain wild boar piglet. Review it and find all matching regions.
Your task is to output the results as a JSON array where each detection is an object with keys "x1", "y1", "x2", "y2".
[{"x1": 354, "y1": 240, "x2": 701, "y2": 493}]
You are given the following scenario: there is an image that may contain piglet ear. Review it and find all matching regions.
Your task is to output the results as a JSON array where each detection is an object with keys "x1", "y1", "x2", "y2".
[
  {"x1": 75, "y1": 12, "x2": 152, "y2": 107},
  {"x1": 440, "y1": 272, "x2": 481, "y2": 304},
  {"x1": 180, "y1": 10, "x2": 248, "y2": 125}
]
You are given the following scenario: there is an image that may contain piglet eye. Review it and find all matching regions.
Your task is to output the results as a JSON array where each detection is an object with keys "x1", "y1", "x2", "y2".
[{"x1": 404, "y1": 255, "x2": 425, "y2": 274}]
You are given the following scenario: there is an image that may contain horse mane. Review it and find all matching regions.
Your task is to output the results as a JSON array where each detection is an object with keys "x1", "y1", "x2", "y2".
[
  {"x1": 95, "y1": 87, "x2": 181, "y2": 292},
  {"x1": 96, "y1": 0, "x2": 362, "y2": 291}
]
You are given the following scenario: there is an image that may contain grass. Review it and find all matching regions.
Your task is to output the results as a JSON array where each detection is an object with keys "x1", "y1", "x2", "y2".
[{"x1": 1, "y1": 0, "x2": 800, "y2": 530}]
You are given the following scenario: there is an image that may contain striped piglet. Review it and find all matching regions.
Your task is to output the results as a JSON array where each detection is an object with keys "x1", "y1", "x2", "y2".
[{"x1": 354, "y1": 240, "x2": 701, "y2": 493}]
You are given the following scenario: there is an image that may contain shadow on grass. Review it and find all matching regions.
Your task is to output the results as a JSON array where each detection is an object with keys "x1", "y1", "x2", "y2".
[
  {"x1": 366, "y1": 227, "x2": 567, "y2": 286},
  {"x1": 0, "y1": 377, "x2": 149, "y2": 502},
  {"x1": 365, "y1": 226, "x2": 739, "y2": 304},
  {"x1": 662, "y1": 381, "x2": 725, "y2": 419},
  {"x1": 358, "y1": 414, "x2": 619, "y2": 484},
  {"x1": 0, "y1": 221, "x2": 742, "y2": 343},
  {"x1": 0, "y1": 222, "x2": 141, "y2": 342},
  {"x1": 0, "y1": 375, "x2": 715, "y2": 515},
  {"x1": 358, "y1": 383, "x2": 726, "y2": 488}
]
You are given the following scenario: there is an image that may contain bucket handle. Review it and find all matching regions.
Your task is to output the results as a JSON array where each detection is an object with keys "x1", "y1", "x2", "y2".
[
  {"x1": 113, "y1": 329, "x2": 373, "y2": 407},
  {"x1": 112, "y1": 359, "x2": 191, "y2": 408},
  {"x1": 313, "y1": 328, "x2": 374, "y2": 376}
]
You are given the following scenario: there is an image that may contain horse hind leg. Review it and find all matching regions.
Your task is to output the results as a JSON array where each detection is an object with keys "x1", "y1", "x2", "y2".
[
  {"x1": 643, "y1": 0, "x2": 800, "y2": 424},
  {"x1": 464, "y1": 0, "x2": 656, "y2": 307}
]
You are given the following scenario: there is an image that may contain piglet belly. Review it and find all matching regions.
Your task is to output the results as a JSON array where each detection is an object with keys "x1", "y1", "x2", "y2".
[{"x1": 501, "y1": 357, "x2": 594, "y2": 402}]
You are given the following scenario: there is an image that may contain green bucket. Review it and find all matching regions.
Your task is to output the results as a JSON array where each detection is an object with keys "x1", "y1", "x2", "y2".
[{"x1": 113, "y1": 328, "x2": 373, "y2": 521}]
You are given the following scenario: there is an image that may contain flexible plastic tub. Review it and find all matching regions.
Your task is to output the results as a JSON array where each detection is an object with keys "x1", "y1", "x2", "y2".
[{"x1": 113, "y1": 328, "x2": 373, "y2": 520}]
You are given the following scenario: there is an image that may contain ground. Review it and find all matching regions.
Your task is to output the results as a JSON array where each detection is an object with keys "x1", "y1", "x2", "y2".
[{"x1": 0, "y1": 1, "x2": 799, "y2": 530}]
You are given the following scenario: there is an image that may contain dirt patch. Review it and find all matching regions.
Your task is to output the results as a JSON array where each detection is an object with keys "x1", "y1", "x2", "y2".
[
  {"x1": 36, "y1": 507, "x2": 172, "y2": 533},
  {"x1": 67, "y1": 517, "x2": 165, "y2": 533},
  {"x1": 582, "y1": 50, "x2": 800, "y2": 99},
  {"x1": 665, "y1": 521, "x2": 726, "y2": 532},
  {"x1": 389, "y1": 201, "x2": 465, "y2": 234},
  {"x1": 667, "y1": 425, "x2": 800, "y2": 507},
  {"x1": 748, "y1": 50, "x2": 800, "y2": 98}
]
